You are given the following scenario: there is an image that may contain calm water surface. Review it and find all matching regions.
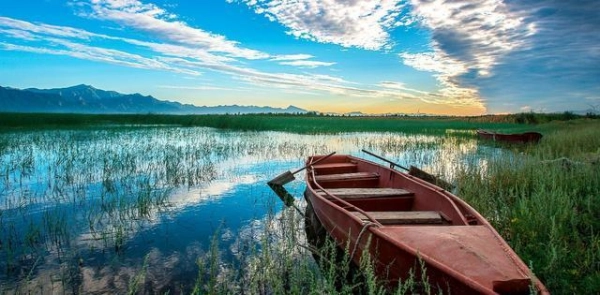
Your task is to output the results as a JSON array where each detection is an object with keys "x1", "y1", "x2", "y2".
[{"x1": 0, "y1": 127, "x2": 500, "y2": 293}]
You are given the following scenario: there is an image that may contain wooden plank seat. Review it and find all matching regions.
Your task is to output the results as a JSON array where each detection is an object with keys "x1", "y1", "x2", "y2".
[
  {"x1": 315, "y1": 172, "x2": 379, "y2": 182},
  {"x1": 315, "y1": 188, "x2": 413, "y2": 199},
  {"x1": 312, "y1": 163, "x2": 358, "y2": 174},
  {"x1": 351, "y1": 211, "x2": 443, "y2": 225}
]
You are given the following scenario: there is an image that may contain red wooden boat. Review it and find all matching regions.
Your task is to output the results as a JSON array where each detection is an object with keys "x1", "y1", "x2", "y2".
[
  {"x1": 477, "y1": 129, "x2": 542, "y2": 144},
  {"x1": 304, "y1": 154, "x2": 548, "y2": 294}
]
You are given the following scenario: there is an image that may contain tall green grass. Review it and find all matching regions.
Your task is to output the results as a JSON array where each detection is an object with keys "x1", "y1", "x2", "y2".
[
  {"x1": 0, "y1": 112, "x2": 536, "y2": 135},
  {"x1": 457, "y1": 119, "x2": 600, "y2": 294},
  {"x1": 188, "y1": 202, "x2": 435, "y2": 295}
]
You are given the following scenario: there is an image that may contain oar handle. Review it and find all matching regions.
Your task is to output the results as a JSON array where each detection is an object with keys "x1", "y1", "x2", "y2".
[
  {"x1": 291, "y1": 151, "x2": 336, "y2": 174},
  {"x1": 361, "y1": 149, "x2": 409, "y2": 171}
]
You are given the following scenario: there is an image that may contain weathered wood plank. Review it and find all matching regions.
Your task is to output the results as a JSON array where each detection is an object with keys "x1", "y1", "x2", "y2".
[
  {"x1": 316, "y1": 188, "x2": 413, "y2": 199},
  {"x1": 315, "y1": 172, "x2": 379, "y2": 182},
  {"x1": 352, "y1": 211, "x2": 443, "y2": 224},
  {"x1": 312, "y1": 163, "x2": 358, "y2": 174}
]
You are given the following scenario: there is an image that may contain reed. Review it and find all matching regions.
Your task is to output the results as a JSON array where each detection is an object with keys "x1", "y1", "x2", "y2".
[
  {"x1": 0, "y1": 112, "x2": 530, "y2": 135},
  {"x1": 0, "y1": 117, "x2": 597, "y2": 293}
]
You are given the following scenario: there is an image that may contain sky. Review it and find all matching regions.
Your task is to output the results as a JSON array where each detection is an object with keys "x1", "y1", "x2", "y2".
[{"x1": 0, "y1": 0, "x2": 599, "y2": 115}]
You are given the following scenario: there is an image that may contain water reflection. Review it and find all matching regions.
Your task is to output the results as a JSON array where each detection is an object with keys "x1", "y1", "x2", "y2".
[{"x1": 0, "y1": 127, "x2": 503, "y2": 293}]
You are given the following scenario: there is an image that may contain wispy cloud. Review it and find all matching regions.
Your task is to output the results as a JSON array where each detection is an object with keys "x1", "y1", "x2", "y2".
[
  {"x1": 270, "y1": 53, "x2": 334, "y2": 68},
  {"x1": 399, "y1": 50, "x2": 482, "y2": 107},
  {"x1": 0, "y1": 16, "x2": 101, "y2": 40},
  {"x1": 158, "y1": 85, "x2": 246, "y2": 92},
  {"x1": 0, "y1": 28, "x2": 37, "y2": 41},
  {"x1": 278, "y1": 60, "x2": 335, "y2": 68},
  {"x1": 0, "y1": 41, "x2": 200, "y2": 76},
  {"x1": 81, "y1": 0, "x2": 269, "y2": 60},
  {"x1": 270, "y1": 54, "x2": 313, "y2": 61},
  {"x1": 1, "y1": 14, "x2": 337, "y2": 91},
  {"x1": 378, "y1": 81, "x2": 435, "y2": 96},
  {"x1": 377, "y1": 80, "x2": 482, "y2": 107},
  {"x1": 233, "y1": 0, "x2": 406, "y2": 50},
  {"x1": 406, "y1": 0, "x2": 534, "y2": 77},
  {"x1": 400, "y1": 51, "x2": 466, "y2": 78}
]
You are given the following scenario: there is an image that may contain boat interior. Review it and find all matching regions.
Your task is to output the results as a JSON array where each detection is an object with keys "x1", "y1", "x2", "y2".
[
  {"x1": 306, "y1": 154, "x2": 539, "y2": 294},
  {"x1": 308, "y1": 155, "x2": 479, "y2": 227}
]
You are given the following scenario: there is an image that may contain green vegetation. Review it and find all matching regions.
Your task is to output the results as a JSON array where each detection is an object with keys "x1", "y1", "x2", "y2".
[
  {"x1": 2, "y1": 111, "x2": 594, "y2": 134},
  {"x1": 178, "y1": 118, "x2": 600, "y2": 294},
  {"x1": 0, "y1": 112, "x2": 598, "y2": 294},
  {"x1": 187, "y1": 204, "x2": 435, "y2": 295},
  {"x1": 458, "y1": 119, "x2": 600, "y2": 294}
]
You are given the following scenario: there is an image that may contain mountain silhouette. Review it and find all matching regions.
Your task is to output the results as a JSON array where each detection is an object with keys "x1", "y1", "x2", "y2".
[{"x1": 0, "y1": 85, "x2": 307, "y2": 114}]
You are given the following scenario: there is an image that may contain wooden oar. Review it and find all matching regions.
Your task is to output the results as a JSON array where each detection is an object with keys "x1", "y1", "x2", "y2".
[
  {"x1": 267, "y1": 183, "x2": 304, "y2": 215},
  {"x1": 361, "y1": 149, "x2": 409, "y2": 171},
  {"x1": 268, "y1": 152, "x2": 336, "y2": 186},
  {"x1": 361, "y1": 149, "x2": 455, "y2": 190}
]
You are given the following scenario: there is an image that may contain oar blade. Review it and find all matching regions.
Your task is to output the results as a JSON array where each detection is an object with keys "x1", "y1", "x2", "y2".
[{"x1": 267, "y1": 171, "x2": 296, "y2": 186}]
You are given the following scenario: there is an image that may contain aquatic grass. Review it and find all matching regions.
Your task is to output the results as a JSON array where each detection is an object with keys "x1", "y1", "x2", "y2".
[
  {"x1": 1, "y1": 118, "x2": 597, "y2": 293},
  {"x1": 127, "y1": 254, "x2": 149, "y2": 295},
  {"x1": 0, "y1": 126, "x2": 497, "y2": 293}
]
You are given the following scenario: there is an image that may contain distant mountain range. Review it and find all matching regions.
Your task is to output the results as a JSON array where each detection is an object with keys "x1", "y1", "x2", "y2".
[{"x1": 0, "y1": 84, "x2": 308, "y2": 114}]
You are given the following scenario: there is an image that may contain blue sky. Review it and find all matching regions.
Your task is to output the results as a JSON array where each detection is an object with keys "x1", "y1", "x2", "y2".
[{"x1": 1, "y1": 0, "x2": 599, "y2": 115}]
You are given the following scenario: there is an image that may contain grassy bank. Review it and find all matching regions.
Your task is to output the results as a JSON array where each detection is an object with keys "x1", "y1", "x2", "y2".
[{"x1": 0, "y1": 112, "x2": 582, "y2": 134}]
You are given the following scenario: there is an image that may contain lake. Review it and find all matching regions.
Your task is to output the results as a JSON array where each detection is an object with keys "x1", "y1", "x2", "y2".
[{"x1": 0, "y1": 126, "x2": 499, "y2": 293}]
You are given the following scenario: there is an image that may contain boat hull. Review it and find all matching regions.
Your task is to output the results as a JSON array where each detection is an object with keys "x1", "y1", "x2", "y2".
[
  {"x1": 304, "y1": 154, "x2": 548, "y2": 294},
  {"x1": 477, "y1": 129, "x2": 543, "y2": 144}
]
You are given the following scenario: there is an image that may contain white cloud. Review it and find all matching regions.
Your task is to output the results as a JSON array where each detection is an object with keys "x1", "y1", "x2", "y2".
[
  {"x1": 408, "y1": 0, "x2": 534, "y2": 77},
  {"x1": 278, "y1": 60, "x2": 335, "y2": 68},
  {"x1": 400, "y1": 51, "x2": 467, "y2": 77},
  {"x1": 270, "y1": 54, "x2": 313, "y2": 61},
  {"x1": 1, "y1": 41, "x2": 200, "y2": 76},
  {"x1": 520, "y1": 106, "x2": 531, "y2": 112},
  {"x1": 398, "y1": 51, "x2": 483, "y2": 107},
  {"x1": 83, "y1": 0, "x2": 269, "y2": 60},
  {"x1": 0, "y1": 16, "x2": 102, "y2": 40},
  {"x1": 377, "y1": 79, "x2": 482, "y2": 107},
  {"x1": 235, "y1": 0, "x2": 406, "y2": 50},
  {"x1": 379, "y1": 81, "x2": 430, "y2": 95},
  {"x1": 394, "y1": 0, "x2": 537, "y2": 110},
  {"x1": 158, "y1": 85, "x2": 244, "y2": 92},
  {"x1": 0, "y1": 28, "x2": 38, "y2": 41},
  {"x1": 270, "y1": 53, "x2": 334, "y2": 68}
]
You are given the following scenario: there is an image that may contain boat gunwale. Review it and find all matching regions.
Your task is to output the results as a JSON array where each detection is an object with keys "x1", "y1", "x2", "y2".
[
  {"x1": 476, "y1": 129, "x2": 543, "y2": 143},
  {"x1": 305, "y1": 156, "x2": 497, "y2": 293},
  {"x1": 308, "y1": 168, "x2": 382, "y2": 226},
  {"x1": 304, "y1": 154, "x2": 549, "y2": 294}
]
